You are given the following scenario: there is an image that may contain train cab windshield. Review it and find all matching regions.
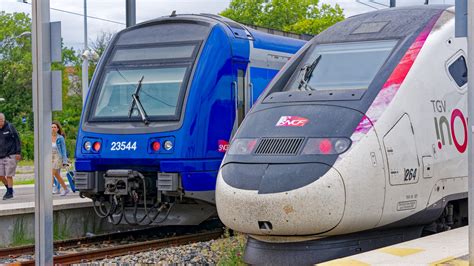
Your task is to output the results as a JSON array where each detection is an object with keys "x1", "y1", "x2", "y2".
[
  {"x1": 89, "y1": 43, "x2": 198, "y2": 122},
  {"x1": 287, "y1": 40, "x2": 398, "y2": 93},
  {"x1": 92, "y1": 67, "x2": 187, "y2": 120}
]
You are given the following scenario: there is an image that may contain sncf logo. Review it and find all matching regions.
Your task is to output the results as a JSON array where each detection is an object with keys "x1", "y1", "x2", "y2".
[
  {"x1": 218, "y1": 140, "x2": 229, "y2": 153},
  {"x1": 276, "y1": 116, "x2": 309, "y2": 127}
]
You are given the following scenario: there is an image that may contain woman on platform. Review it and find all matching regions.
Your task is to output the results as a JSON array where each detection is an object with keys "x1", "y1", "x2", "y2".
[{"x1": 52, "y1": 121, "x2": 69, "y2": 196}]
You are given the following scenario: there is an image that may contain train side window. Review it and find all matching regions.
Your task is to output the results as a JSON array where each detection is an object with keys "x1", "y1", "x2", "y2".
[
  {"x1": 237, "y1": 69, "x2": 246, "y2": 125},
  {"x1": 448, "y1": 55, "x2": 467, "y2": 88}
]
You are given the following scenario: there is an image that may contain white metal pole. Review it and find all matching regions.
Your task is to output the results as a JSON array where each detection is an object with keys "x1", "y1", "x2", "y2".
[
  {"x1": 467, "y1": 0, "x2": 474, "y2": 263},
  {"x1": 32, "y1": 0, "x2": 53, "y2": 265},
  {"x1": 82, "y1": 0, "x2": 89, "y2": 106}
]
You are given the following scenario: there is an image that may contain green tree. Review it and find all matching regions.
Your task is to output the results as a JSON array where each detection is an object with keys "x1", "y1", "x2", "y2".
[
  {"x1": 90, "y1": 31, "x2": 114, "y2": 59},
  {"x1": 0, "y1": 12, "x2": 32, "y2": 131},
  {"x1": 220, "y1": 0, "x2": 344, "y2": 35},
  {"x1": 87, "y1": 31, "x2": 114, "y2": 80},
  {"x1": 52, "y1": 45, "x2": 83, "y2": 146},
  {"x1": 0, "y1": 11, "x2": 85, "y2": 159},
  {"x1": 220, "y1": 0, "x2": 265, "y2": 26}
]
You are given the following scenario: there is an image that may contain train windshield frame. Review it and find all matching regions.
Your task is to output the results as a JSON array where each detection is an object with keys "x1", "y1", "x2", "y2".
[
  {"x1": 286, "y1": 40, "x2": 398, "y2": 93},
  {"x1": 88, "y1": 42, "x2": 200, "y2": 123}
]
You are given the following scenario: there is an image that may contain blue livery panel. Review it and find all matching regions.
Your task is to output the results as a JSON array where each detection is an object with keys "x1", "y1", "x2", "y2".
[{"x1": 74, "y1": 14, "x2": 305, "y2": 225}]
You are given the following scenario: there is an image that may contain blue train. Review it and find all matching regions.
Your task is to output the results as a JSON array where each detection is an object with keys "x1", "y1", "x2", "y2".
[{"x1": 74, "y1": 14, "x2": 306, "y2": 225}]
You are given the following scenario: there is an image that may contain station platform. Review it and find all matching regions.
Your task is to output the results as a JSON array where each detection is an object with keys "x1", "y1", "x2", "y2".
[
  {"x1": 0, "y1": 177, "x2": 125, "y2": 247},
  {"x1": 320, "y1": 226, "x2": 469, "y2": 265},
  {"x1": 0, "y1": 165, "x2": 92, "y2": 216},
  {"x1": 0, "y1": 184, "x2": 91, "y2": 216},
  {"x1": 0, "y1": 167, "x2": 144, "y2": 247}
]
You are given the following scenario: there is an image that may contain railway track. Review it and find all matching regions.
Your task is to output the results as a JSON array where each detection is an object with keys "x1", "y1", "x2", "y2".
[
  {"x1": 19, "y1": 230, "x2": 223, "y2": 265},
  {"x1": 0, "y1": 220, "x2": 224, "y2": 265},
  {"x1": 0, "y1": 226, "x2": 158, "y2": 258}
]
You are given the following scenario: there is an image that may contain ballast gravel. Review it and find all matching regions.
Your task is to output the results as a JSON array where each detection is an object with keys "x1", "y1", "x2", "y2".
[
  {"x1": 0, "y1": 231, "x2": 245, "y2": 265},
  {"x1": 96, "y1": 234, "x2": 245, "y2": 265}
]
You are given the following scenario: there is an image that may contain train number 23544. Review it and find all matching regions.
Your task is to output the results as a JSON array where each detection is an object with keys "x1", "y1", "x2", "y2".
[{"x1": 110, "y1": 141, "x2": 137, "y2": 151}]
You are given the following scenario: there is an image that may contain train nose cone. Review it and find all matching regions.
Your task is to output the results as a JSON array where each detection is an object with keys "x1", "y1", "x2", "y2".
[{"x1": 216, "y1": 164, "x2": 345, "y2": 235}]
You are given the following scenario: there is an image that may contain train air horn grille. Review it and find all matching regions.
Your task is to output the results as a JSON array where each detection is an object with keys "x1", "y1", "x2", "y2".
[{"x1": 254, "y1": 137, "x2": 304, "y2": 155}]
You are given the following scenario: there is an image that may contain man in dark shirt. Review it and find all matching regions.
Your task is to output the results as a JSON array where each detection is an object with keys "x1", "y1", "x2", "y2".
[{"x1": 0, "y1": 113, "x2": 21, "y2": 200}]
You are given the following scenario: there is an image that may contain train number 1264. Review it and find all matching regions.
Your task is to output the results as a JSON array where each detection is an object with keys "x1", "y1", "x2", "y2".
[{"x1": 110, "y1": 141, "x2": 137, "y2": 151}]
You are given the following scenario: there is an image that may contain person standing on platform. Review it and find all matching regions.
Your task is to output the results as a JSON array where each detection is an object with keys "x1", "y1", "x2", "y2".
[
  {"x1": 51, "y1": 121, "x2": 69, "y2": 196},
  {"x1": 0, "y1": 113, "x2": 21, "y2": 200}
]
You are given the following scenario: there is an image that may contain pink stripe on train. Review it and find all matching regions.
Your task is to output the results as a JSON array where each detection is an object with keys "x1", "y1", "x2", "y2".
[{"x1": 351, "y1": 14, "x2": 442, "y2": 144}]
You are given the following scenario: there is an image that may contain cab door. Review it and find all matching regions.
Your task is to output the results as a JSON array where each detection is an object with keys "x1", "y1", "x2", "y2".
[
  {"x1": 378, "y1": 113, "x2": 421, "y2": 225},
  {"x1": 384, "y1": 114, "x2": 420, "y2": 186},
  {"x1": 231, "y1": 61, "x2": 250, "y2": 135}
]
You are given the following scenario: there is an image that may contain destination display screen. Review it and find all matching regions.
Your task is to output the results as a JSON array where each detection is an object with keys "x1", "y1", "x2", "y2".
[{"x1": 112, "y1": 45, "x2": 196, "y2": 62}]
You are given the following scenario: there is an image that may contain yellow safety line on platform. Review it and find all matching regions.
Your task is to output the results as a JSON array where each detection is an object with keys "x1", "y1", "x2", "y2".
[
  {"x1": 318, "y1": 258, "x2": 370, "y2": 266},
  {"x1": 448, "y1": 259, "x2": 469, "y2": 266},
  {"x1": 378, "y1": 247, "x2": 425, "y2": 257},
  {"x1": 430, "y1": 258, "x2": 469, "y2": 266},
  {"x1": 430, "y1": 256, "x2": 460, "y2": 266}
]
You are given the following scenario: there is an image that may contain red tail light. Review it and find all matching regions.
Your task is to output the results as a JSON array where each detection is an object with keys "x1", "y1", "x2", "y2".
[
  {"x1": 319, "y1": 139, "x2": 332, "y2": 154},
  {"x1": 302, "y1": 138, "x2": 351, "y2": 155},
  {"x1": 247, "y1": 139, "x2": 257, "y2": 151},
  {"x1": 228, "y1": 139, "x2": 257, "y2": 155},
  {"x1": 152, "y1": 141, "x2": 161, "y2": 152},
  {"x1": 93, "y1": 141, "x2": 101, "y2": 152}
]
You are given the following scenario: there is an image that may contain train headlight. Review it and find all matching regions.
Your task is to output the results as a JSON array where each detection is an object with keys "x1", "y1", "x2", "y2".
[
  {"x1": 302, "y1": 138, "x2": 351, "y2": 155},
  {"x1": 84, "y1": 141, "x2": 92, "y2": 151},
  {"x1": 164, "y1": 140, "x2": 173, "y2": 151},
  {"x1": 228, "y1": 139, "x2": 257, "y2": 155},
  {"x1": 334, "y1": 139, "x2": 351, "y2": 154}
]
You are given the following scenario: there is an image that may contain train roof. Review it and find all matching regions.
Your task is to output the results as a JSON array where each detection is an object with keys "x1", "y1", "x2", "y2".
[
  {"x1": 128, "y1": 13, "x2": 309, "y2": 39},
  {"x1": 314, "y1": 5, "x2": 451, "y2": 45},
  {"x1": 114, "y1": 13, "x2": 306, "y2": 50}
]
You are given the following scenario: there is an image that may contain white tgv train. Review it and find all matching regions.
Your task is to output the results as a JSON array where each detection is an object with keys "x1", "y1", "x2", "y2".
[{"x1": 216, "y1": 5, "x2": 468, "y2": 265}]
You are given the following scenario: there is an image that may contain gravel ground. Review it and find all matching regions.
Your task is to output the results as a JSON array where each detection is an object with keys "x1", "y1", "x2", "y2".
[
  {"x1": 0, "y1": 254, "x2": 34, "y2": 264},
  {"x1": 97, "y1": 233, "x2": 246, "y2": 265},
  {"x1": 0, "y1": 233, "x2": 246, "y2": 265}
]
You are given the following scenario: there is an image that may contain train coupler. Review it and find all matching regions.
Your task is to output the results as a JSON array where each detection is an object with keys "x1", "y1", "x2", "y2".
[{"x1": 104, "y1": 169, "x2": 140, "y2": 196}]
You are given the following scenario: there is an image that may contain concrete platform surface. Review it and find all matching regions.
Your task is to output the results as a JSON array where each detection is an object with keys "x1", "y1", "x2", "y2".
[
  {"x1": 0, "y1": 185, "x2": 91, "y2": 216},
  {"x1": 319, "y1": 226, "x2": 469, "y2": 266}
]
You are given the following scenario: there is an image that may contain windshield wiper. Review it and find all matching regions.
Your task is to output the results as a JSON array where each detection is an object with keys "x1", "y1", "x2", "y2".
[
  {"x1": 128, "y1": 76, "x2": 149, "y2": 125},
  {"x1": 298, "y1": 55, "x2": 321, "y2": 91}
]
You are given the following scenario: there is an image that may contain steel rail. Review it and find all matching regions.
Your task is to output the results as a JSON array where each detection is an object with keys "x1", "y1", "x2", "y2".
[
  {"x1": 0, "y1": 227, "x2": 159, "y2": 257},
  {"x1": 16, "y1": 229, "x2": 223, "y2": 265}
]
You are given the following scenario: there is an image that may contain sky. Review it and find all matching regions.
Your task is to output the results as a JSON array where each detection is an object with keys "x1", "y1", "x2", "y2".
[{"x1": 0, "y1": 0, "x2": 455, "y2": 50}]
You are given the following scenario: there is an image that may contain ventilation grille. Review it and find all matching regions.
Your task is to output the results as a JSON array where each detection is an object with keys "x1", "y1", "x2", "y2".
[{"x1": 254, "y1": 138, "x2": 304, "y2": 155}]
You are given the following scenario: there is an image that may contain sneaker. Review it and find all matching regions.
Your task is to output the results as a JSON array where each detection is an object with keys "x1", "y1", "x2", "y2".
[
  {"x1": 2, "y1": 191, "x2": 13, "y2": 200},
  {"x1": 52, "y1": 187, "x2": 59, "y2": 194},
  {"x1": 60, "y1": 188, "x2": 70, "y2": 196}
]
